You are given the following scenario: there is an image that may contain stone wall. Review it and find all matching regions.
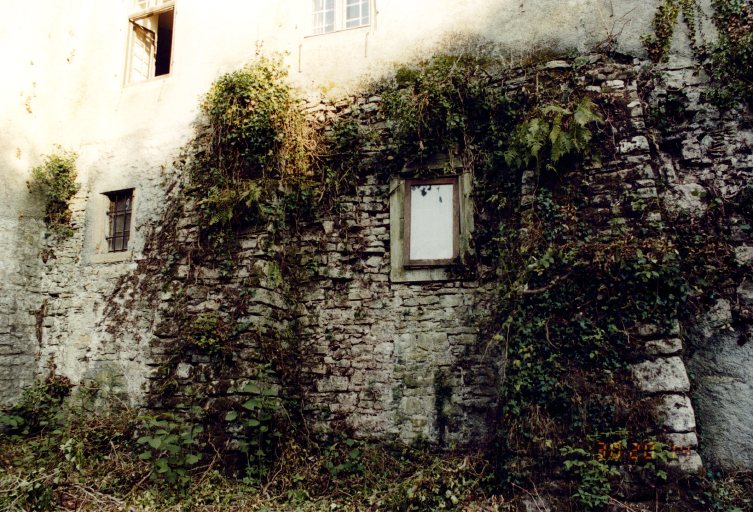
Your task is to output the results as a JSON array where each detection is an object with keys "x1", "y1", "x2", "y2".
[
  {"x1": 0, "y1": 196, "x2": 43, "y2": 407},
  {"x1": 5, "y1": 53, "x2": 753, "y2": 470},
  {"x1": 646, "y1": 58, "x2": 753, "y2": 470}
]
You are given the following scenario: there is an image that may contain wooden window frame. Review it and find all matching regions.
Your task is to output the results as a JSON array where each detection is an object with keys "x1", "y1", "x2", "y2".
[
  {"x1": 403, "y1": 176, "x2": 460, "y2": 268},
  {"x1": 125, "y1": 0, "x2": 175, "y2": 84}
]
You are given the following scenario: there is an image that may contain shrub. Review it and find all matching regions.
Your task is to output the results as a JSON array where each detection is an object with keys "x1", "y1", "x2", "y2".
[{"x1": 27, "y1": 148, "x2": 80, "y2": 236}]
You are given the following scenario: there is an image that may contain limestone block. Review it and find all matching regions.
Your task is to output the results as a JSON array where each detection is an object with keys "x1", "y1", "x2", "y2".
[
  {"x1": 664, "y1": 182, "x2": 708, "y2": 219},
  {"x1": 637, "y1": 321, "x2": 680, "y2": 338},
  {"x1": 737, "y1": 281, "x2": 753, "y2": 318},
  {"x1": 735, "y1": 245, "x2": 753, "y2": 265},
  {"x1": 661, "y1": 432, "x2": 698, "y2": 449},
  {"x1": 619, "y1": 136, "x2": 650, "y2": 154},
  {"x1": 175, "y1": 363, "x2": 192, "y2": 379},
  {"x1": 655, "y1": 394, "x2": 696, "y2": 432},
  {"x1": 632, "y1": 357, "x2": 690, "y2": 394},
  {"x1": 644, "y1": 338, "x2": 683, "y2": 356},
  {"x1": 316, "y1": 376, "x2": 350, "y2": 393},
  {"x1": 544, "y1": 60, "x2": 570, "y2": 69},
  {"x1": 698, "y1": 299, "x2": 732, "y2": 339},
  {"x1": 667, "y1": 451, "x2": 703, "y2": 474},
  {"x1": 605, "y1": 79, "x2": 625, "y2": 90},
  {"x1": 687, "y1": 318, "x2": 753, "y2": 469}
]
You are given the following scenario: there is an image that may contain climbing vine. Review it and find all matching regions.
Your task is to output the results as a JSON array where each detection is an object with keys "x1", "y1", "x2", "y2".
[
  {"x1": 709, "y1": 0, "x2": 753, "y2": 105},
  {"x1": 644, "y1": 0, "x2": 753, "y2": 105},
  {"x1": 643, "y1": 0, "x2": 701, "y2": 63},
  {"x1": 185, "y1": 55, "x2": 320, "y2": 259},
  {"x1": 6, "y1": 41, "x2": 751, "y2": 510}
]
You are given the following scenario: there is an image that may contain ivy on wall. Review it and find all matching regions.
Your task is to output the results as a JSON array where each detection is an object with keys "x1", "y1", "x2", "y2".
[
  {"x1": 4, "y1": 41, "x2": 753, "y2": 509},
  {"x1": 644, "y1": 0, "x2": 753, "y2": 106}
]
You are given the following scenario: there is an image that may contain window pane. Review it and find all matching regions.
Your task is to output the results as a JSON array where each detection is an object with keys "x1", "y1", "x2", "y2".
[
  {"x1": 312, "y1": 0, "x2": 335, "y2": 33},
  {"x1": 346, "y1": 0, "x2": 369, "y2": 27},
  {"x1": 409, "y1": 184, "x2": 454, "y2": 261},
  {"x1": 325, "y1": 6, "x2": 334, "y2": 32}
]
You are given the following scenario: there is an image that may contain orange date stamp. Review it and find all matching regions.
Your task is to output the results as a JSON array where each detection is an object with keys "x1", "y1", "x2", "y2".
[{"x1": 595, "y1": 441, "x2": 689, "y2": 463}]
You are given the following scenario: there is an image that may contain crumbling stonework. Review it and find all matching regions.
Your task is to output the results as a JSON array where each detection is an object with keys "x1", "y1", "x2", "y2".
[
  {"x1": 3, "y1": 52, "x2": 753, "y2": 474},
  {"x1": 646, "y1": 57, "x2": 753, "y2": 470}
]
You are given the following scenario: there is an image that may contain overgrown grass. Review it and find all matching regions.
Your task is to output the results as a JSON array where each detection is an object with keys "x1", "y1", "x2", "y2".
[{"x1": 0, "y1": 383, "x2": 501, "y2": 511}]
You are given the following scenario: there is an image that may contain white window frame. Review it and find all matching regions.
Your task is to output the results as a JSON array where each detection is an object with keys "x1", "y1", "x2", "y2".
[
  {"x1": 125, "y1": 0, "x2": 175, "y2": 84},
  {"x1": 310, "y1": 0, "x2": 371, "y2": 35}
]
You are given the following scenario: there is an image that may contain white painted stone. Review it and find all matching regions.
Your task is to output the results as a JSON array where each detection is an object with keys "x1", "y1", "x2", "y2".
[{"x1": 632, "y1": 357, "x2": 691, "y2": 394}]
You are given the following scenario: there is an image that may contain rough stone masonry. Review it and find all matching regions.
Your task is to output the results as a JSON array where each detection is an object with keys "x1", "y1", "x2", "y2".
[{"x1": 2, "y1": 54, "x2": 753, "y2": 472}]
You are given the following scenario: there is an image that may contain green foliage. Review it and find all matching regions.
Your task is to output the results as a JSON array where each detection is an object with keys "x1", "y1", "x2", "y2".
[
  {"x1": 320, "y1": 118, "x2": 366, "y2": 201},
  {"x1": 709, "y1": 0, "x2": 753, "y2": 106},
  {"x1": 692, "y1": 471, "x2": 753, "y2": 511},
  {"x1": 323, "y1": 437, "x2": 365, "y2": 479},
  {"x1": 562, "y1": 446, "x2": 620, "y2": 510},
  {"x1": 492, "y1": 183, "x2": 687, "y2": 496},
  {"x1": 136, "y1": 412, "x2": 204, "y2": 486},
  {"x1": 26, "y1": 148, "x2": 80, "y2": 237},
  {"x1": 373, "y1": 454, "x2": 489, "y2": 511},
  {"x1": 504, "y1": 97, "x2": 603, "y2": 174},
  {"x1": 0, "y1": 384, "x2": 145, "y2": 511},
  {"x1": 644, "y1": 0, "x2": 752, "y2": 106},
  {"x1": 381, "y1": 44, "x2": 518, "y2": 161},
  {"x1": 188, "y1": 54, "x2": 317, "y2": 257},
  {"x1": 0, "y1": 377, "x2": 71, "y2": 437},
  {"x1": 224, "y1": 365, "x2": 284, "y2": 484},
  {"x1": 643, "y1": 0, "x2": 700, "y2": 63},
  {"x1": 187, "y1": 312, "x2": 227, "y2": 353}
]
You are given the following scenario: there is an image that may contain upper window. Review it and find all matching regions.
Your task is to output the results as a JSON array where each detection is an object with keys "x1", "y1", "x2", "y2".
[
  {"x1": 126, "y1": 0, "x2": 174, "y2": 84},
  {"x1": 311, "y1": 0, "x2": 370, "y2": 35},
  {"x1": 404, "y1": 177, "x2": 459, "y2": 267},
  {"x1": 105, "y1": 189, "x2": 133, "y2": 252}
]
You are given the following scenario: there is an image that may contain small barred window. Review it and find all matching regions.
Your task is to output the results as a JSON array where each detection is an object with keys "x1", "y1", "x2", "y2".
[{"x1": 106, "y1": 190, "x2": 133, "y2": 252}]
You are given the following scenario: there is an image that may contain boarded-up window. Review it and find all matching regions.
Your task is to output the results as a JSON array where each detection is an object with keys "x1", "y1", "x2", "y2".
[{"x1": 404, "y1": 177, "x2": 459, "y2": 266}]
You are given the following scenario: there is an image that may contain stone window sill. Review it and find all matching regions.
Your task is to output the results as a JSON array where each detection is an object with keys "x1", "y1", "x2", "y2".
[{"x1": 90, "y1": 251, "x2": 133, "y2": 264}]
